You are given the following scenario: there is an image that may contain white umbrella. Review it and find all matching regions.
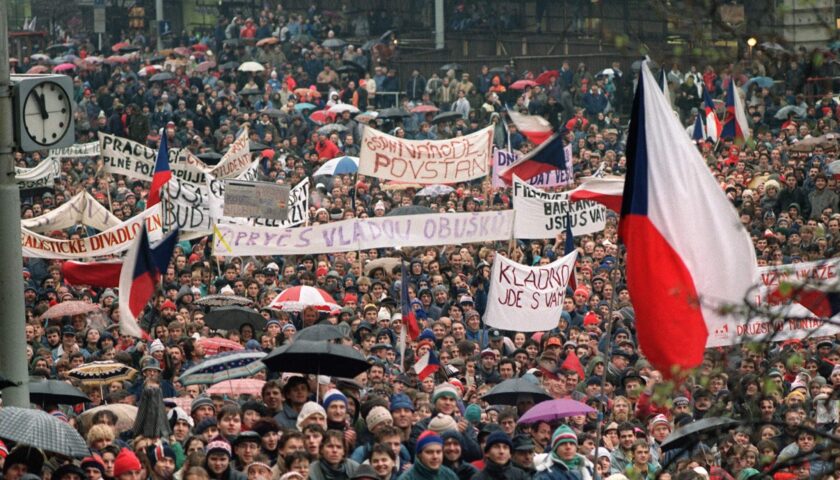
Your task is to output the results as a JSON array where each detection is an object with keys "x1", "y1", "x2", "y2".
[
  {"x1": 329, "y1": 104, "x2": 360, "y2": 115},
  {"x1": 313, "y1": 156, "x2": 359, "y2": 176},
  {"x1": 238, "y1": 61, "x2": 265, "y2": 73},
  {"x1": 416, "y1": 184, "x2": 455, "y2": 197}
]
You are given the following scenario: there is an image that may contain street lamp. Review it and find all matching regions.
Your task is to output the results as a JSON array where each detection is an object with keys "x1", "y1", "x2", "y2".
[{"x1": 746, "y1": 37, "x2": 757, "y2": 58}]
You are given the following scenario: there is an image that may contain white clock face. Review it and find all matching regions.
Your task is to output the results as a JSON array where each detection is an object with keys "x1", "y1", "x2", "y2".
[{"x1": 23, "y1": 81, "x2": 73, "y2": 147}]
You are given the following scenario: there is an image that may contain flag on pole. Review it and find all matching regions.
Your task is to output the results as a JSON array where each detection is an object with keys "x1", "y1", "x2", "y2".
[
  {"x1": 401, "y1": 262, "x2": 421, "y2": 341},
  {"x1": 703, "y1": 88, "x2": 721, "y2": 142},
  {"x1": 721, "y1": 79, "x2": 751, "y2": 143},
  {"x1": 62, "y1": 260, "x2": 123, "y2": 288},
  {"x1": 691, "y1": 114, "x2": 705, "y2": 143},
  {"x1": 413, "y1": 350, "x2": 441, "y2": 380},
  {"x1": 147, "y1": 134, "x2": 172, "y2": 208},
  {"x1": 619, "y1": 61, "x2": 757, "y2": 377},
  {"x1": 569, "y1": 175, "x2": 625, "y2": 212},
  {"x1": 500, "y1": 132, "x2": 567, "y2": 183},
  {"x1": 506, "y1": 109, "x2": 554, "y2": 145},
  {"x1": 118, "y1": 225, "x2": 179, "y2": 338},
  {"x1": 564, "y1": 213, "x2": 577, "y2": 291}
]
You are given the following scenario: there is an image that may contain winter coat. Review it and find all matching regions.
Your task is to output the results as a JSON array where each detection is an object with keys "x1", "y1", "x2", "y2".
[{"x1": 473, "y1": 460, "x2": 531, "y2": 480}]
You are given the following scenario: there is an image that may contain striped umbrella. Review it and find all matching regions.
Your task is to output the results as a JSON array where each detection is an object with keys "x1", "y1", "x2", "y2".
[
  {"x1": 206, "y1": 379, "x2": 266, "y2": 397},
  {"x1": 68, "y1": 361, "x2": 137, "y2": 386},
  {"x1": 180, "y1": 350, "x2": 267, "y2": 386},
  {"x1": 268, "y1": 286, "x2": 339, "y2": 312},
  {"x1": 196, "y1": 337, "x2": 243, "y2": 356},
  {"x1": 0, "y1": 407, "x2": 89, "y2": 458}
]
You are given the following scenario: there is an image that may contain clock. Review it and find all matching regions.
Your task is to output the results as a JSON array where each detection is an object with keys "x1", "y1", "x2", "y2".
[{"x1": 11, "y1": 74, "x2": 76, "y2": 152}]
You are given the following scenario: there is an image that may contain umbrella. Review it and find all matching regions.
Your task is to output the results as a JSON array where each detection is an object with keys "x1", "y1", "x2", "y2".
[
  {"x1": 27, "y1": 65, "x2": 49, "y2": 74},
  {"x1": 104, "y1": 55, "x2": 129, "y2": 65},
  {"x1": 195, "y1": 61, "x2": 216, "y2": 73},
  {"x1": 262, "y1": 340, "x2": 371, "y2": 380},
  {"x1": 317, "y1": 123, "x2": 349, "y2": 135},
  {"x1": 269, "y1": 286, "x2": 339, "y2": 312},
  {"x1": 53, "y1": 54, "x2": 78, "y2": 64},
  {"x1": 191, "y1": 43, "x2": 209, "y2": 52},
  {"x1": 295, "y1": 88, "x2": 322, "y2": 99},
  {"x1": 323, "y1": 38, "x2": 347, "y2": 49},
  {"x1": 238, "y1": 61, "x2": 265, "y2": 73},
  {"x1": 774, "y1": 105, "x2": 807, "y2": 119},
  {"x1": 291, "y1": 33, "x2": 314, "y2": 43},
  {"x1": 355, "y1": 111, "x2": 379, "y2": 123},
  {"x1": 256, "y1": 37, "x2": 279, "y2": 47},
  {"x1": 138, "y1": 65, "x2": 161, "y2": 76},
  {"x1": 329, "y1": 104, "x2": 361, "y2": 115},
  {"x1": 432, "y1": 111, "x2": 463, "y2": 124},
  {"x1": 148, "y1": 54, "x2": 166, "y2": 64},
  {"x1": 295, "y1": 324, "x2": 345, "y2": 342},
  {"x1": 743, "y1": 76, "x2": 775, "y2": 89},
  {"x1": 535, "y1": 70, "x2": 559, "y2": 85},
  {"x1": 598, "y1": 68, "x2": 616, "y2": 78},
  {"x1": 294, "y1": 102, "x2": 317, "y2": 112},
  {"x1": 309, "y1": 109, "x2": 334, "y2": 124},
  {"x1": 119, "y1": 46, "x2": 140, "y2": 53},
  {"x1": 195, "y1": 294, "x2": 254, "y2": 308},
  {"x1": 47, "y1": 43, "x2": 73, "y2": 54},
  {"x1": 206, "y1": 379, "x2": 265, "y2": 397},
  {"x1": 173, "y1": 47, "x2": 191, "y2": 57},
  {"x1": 29, "y1": 380, "x2": 89, "y2": 405},
  {"x1": 510, "y1": 79, "x2": 538, "y2": 89},
  {"x1": 52, "y1": 63, "x2": 75, "y2": 73},
  {"x1": 336, "y1": 65, "x2": 362, "y2": 75},
  {"x1": 379, "y1": 30, "x2": 396, "y2": 42},
  {"x1": 378, "y1": 107, "x2": 411, "y2": 119},
  {"x1": 440, "y1": 63, "x2": 463, "y2": 72},
  {"x1": 760, "y1": 41, "x2": 789, "y2": 54},
  {"x1": 341, "y1": 60, "x2": 367, "y2": 74},
  {"x1": 223, "y1": 38, "x2": 242, "y2": 47},
  {"x1": 363, "y1": 257, "x2": 402, "y2": 275},
  {"x1": 219, "y1": 61, "x2": 240, "y2": 71},
  {"x1": 260, "y1": 108, "x2": 285, "y2": 118},
  {"x1": 386, "y1": 205, "x2": 435, "y2": 216},
  {"x1": 30, "y1": 53, "x2": 50, "y2": 62},
  {"x1": 0, "y1": 375, "x2": 19, "y2": 389},
  {"x1": 411, "y1": 105, "x2": 440, "y2": 114},
  {"x1": 40, "y1": 301, "x2": 99, "y2": 320},
  {"x1": 195, "y1": 152, "x2": 223, "y2": 163},
  {"x1": 660, "y1": 417, "x2": 740, "y2": 452},
  {"x1": 249, "y1": 141, "x2": 271, "y2": 152},
  {"x1": 149, "y1": 71, "x2": 175, "y2": 82},
  {"x1": 79, "y1": 404, "x2": 138, "y2": 433},
  {"x1": 204, "y1": 306, "x2": 264, "y2": 331},
  {"x1": 196, "y1": 337, "x2": 243, "y2": 356},
  {"x1": 239, "y1": 87, "x2": 262, "y2": 95},
  {"x1": 0, "y1": 407, "x2": 89, "y2": 458},
  {"x1": 416, "y1": 184, "x2": 455, "y2": 197},
  {"x1": 180, "y1": 350, "x2": 267, "y2": 386},
  {"x1": 481, "y1": 378, "x2": 552, "y2": 405},
  {"x1": 314, "y1": 156, "x2": 359, "y2": 176},
  {"x1": 789, "y1": 135, "x2": 836, "y2": 152},
  {"x1": 111, "y1": 41, "x2": 130, "y2": 52},
  {"x1": 517, "y1": 399, "x2": 596, "y2": 424},
  {"x1": 488, "y1": 67, "x2": 507, "y2": 74},
  {"x1": 68, "y1": 361, "x2": 137, "y2": 386}
]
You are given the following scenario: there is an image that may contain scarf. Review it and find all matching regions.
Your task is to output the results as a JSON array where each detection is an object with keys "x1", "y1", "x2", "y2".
[
  {"x1": 412, "y1": 460, "x2": 441, "y2": 479},
  {"x1": 551, "y1": 451, "x2": 583, "y2": 471},
  {"x1": 317, "y1": 460, "x2": 348, "y2": 480}
]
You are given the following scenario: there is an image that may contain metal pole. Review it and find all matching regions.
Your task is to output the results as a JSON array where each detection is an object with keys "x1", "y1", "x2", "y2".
[
  {"x1": 156, "y1": 0, "x2": 164, "y2": 52},
  {"x1": 434, "y1": 0, "x2": 444, "y2": 50},
  {"x1": 0, "y1": 0, "x2": 32, "y2": 408}
]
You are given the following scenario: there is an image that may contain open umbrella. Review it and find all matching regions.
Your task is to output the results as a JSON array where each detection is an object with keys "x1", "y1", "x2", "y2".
[
  {"x1": 206, "y1": 378, "x2": 265, "y2": 397},
  {"x1": 118, "y1": 46, "x2": 140, "y2": 53},
  {"x1": 238, "y1": 61, "x2": 265, "y2": 73},
  {"x1": 111, "y1": 41, "x2": 130, "y2": 52},
  {"x1": 30, "y1": 53, "x2": 50, "y2": 62},
  {"x1": 481, "y1": 378, "x2": 552, "y2": 405},
  {"x1": 743, "y1": 76, "x2": 775, "y2": 90},
  {"x1": 104, "y1": 55, "x2": 129, "y2": 65},
  {"x1": 294, "y1": 102, "x2": 316, "y2": 112},
  {"x1": 774, "y1": 105, "x2": 807, "y2": 119},
  {"x1": 660, "y1": 417, "x2": 740, "y2": 452},
  {"x1": 432, "y1": 111, "x2": 463, "y2": 124},
  {"x1": 0, "y1": 407, "x2": 89, "y2": 458},
  {"x1": 378, "y1": 107, "x2": 411, "y2": 119},
  {"x1": 0, "y1": 375, "x2": 19, "y2": 389},
  {"x1": 195, "y1": 152, "x2": 223, "y2": 163},
  {"x1": 239, "y1": 87, "x2": 263, "y2": 96},
  {"x1": 411, "y1": 105, "x2": 440, "y2": 114},
  {"x1": 323, "y1": 38, "x2": 347, "y2": 49},
  {"x1": 223, "y1": 38, "x2": 242, "y2": 47},
  {"x1": 180, "y1": 350, "x2": 267, "y2": 386},
  {"x1": 363, "y1": 257, "x2": 402, "y2": 275},
  {"x1": 149, "y1": 71, "x2": 175, "y2": 82},
  {"x1": 341, "y1": 60, "x2": 367, "y2": 74},
  {"x1": 317, "y1": 123, "x2": 349, "y2": 135},
  {"x1": 47, "y1": 43, "x2": 74, "y2": 54},
  {"x1": 535, "y1": 70, "x2": 559, "y2": 85},
  {"x1": 262, "y1": 340, "x2": 371, "y2": 380},
  {"x1": 219, "y1": 61, "x2": 240, "y2": 71},
  {"x1": 196, "y1": 336, "x2": 243, "y2": 356},
  {"x1": 204, "y1": 306, "x2": 264, "y2": 331},
  {"x1": 440, "y1": 63, "x2": 463, "y2": 72},
  {"x1": 195, "y1": 294, "x2": 254, "y2": 308},
  {"x1": 295, "y1": 324, "x2": 345, "y2": 342},
  {"x1": 314, "y1": 156, "x2": 359, "y2": 176},
  {"x1": 29, "y1": 380, "x2": 90, "y2": 405},
  {"x1": 386, "y1": 205, "x2": 435, "y2": 216},
  {"x1": 249, "y1": 141, "x2": 271, "y2": 152},
  {"x1": 309, "y1": 109, "x2": 334, "y2": 124},
  {"x1": 295, "y1": 88, "x2": 322, "y2": 99},
  {"x1": 79, "y1": 404, "x2": 138, "y2": 433},
  {"x1": 68, "y1": 361, "x2": 137, "y2": 386},
  {"x1": 256, "y1": 37, "x2": 279, "y2": 47},
  {"x1": 260, "y1": 108, "x2": 285, "y2": 118},
  {"x1": 517, "y1": 399, "x2": 596, "y2": 424},
  {"x1": 195, "y1": 61, "x2": 216, "y2": 73},
  {"x1": 416, "y1": 185, "x2": 455, "y2": 197},
  {"x1": 27, "y1": 65, "x2": 49, "y2": 74},
  {"x1": 53, "y1": 63, "x2": 76, "y2": 73},
  {"x1": 329, "y1": 104, "x2": 360, "y2": 115},
  {"x1": 291, "y1": 33, "x2": 314, "y2": 44},
  {"x1": 40, "y1": 301, "x2": 100, "y2": 320},
  {"x1": 510, "y1": 79, "x2": 538, "y2": 89},
  {"x1": 269, "y1": 286, "x2": 339, "y2": 312}
]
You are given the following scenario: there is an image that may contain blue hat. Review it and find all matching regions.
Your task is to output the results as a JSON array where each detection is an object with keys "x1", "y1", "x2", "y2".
[
  {"x1": 322, "y1": 389, "x2": 347, "y2": 408},
  {"x1": 484, "y1": 431, "x2": 513, "y2": 453},
  {"x1": 390, "y1": 393, "x2": 414, "y2": 412},
  {"x1": 418, "y1": 329, "x2": 435, "y2": 342},
  {"x1": 416, "y1": 430, "x2": 443, "y2": 455}
]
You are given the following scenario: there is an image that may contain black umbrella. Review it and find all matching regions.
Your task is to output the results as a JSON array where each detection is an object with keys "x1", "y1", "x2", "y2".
[
  {"x1": 295, "y1": 324, "x2": 345, "y2": 342},
  {"x1": 0, "y1": 375, "x2": 20, "y2": 389},
  {"x1": 149, "y1": 54, "x2": 166, "y2": 64},
  {"x1": 29, "y1": 379, "x2": 90, "y2": 405},
  {"x1": 262, "y1": 340, "x2": 371, "y2": 379},
  {"x1": 440, "y1": 63, "x2": 463, "y2": 72},
  {"x1": 379, "y1": 30, "x2": 395, "y2": 42},
  {"x1": 249, "y1": 141, "x2": 271, "y2": 152},
  {"x1": 204, "y1": 306, "x2": 264, "y2": 331},
  {"x1": 378, "y1": 108, "x2": 411, "y2": 119},
  {"x1": 481, "y1": 378, "x2": 552, "y2": 405},
  {"x1": 336, "y1": 65, "x2": 360, "y2": 75},
  {"x1": 223, "y1": 39, "x2": 242, "y2": 47},
  {"x1": 239, "y1": 87, "x2": 263, "y2": 96},
  {"x1": 342, "y1": 60, "x2": 367, "y2": 73},
  {"x1": 0, "y1": 407, "x2": 89, "y2": 458},
  {"x1": 195, "y1": 152, "x2": 223, "y2": 163},
  {"x1": 432, "y1": 111, "x2": 463, "y2": 124},
  {"x1": 220, "y1": 61, "x2": 240, "y2": 71},
  {"x1": 361, "y1": 40, "x2": 378, "y2": 51},
  {"x1": 119, "y1": 46, "x2": 141, "y2": 53},
  {"x1": 149, "y1": 71, "x2": 175, "y2": 82},
  {"x1": 660, "y1": 417, "x2": 740, "y2": 452},
  {"x1": 46, "y1": 44, "x2": 73, "y2": 54},
  {"x1": 260, "y1": 108, "x2": 285, "y2": 118},
  {"x1": 386, "y1": 205, "x2": 434, "y2": 217},
  {"x1": 488, "y1": 67, "x2": 507, "y2": 74}
]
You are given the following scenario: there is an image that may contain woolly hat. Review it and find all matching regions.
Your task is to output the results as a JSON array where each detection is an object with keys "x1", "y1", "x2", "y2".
[
  {"x1": 113, "y1": 448, "x2": 142, "y2": 477},
  {"x1": 190, "y1": 396, "x2": 215, "y2": 414},
  {"x1": 296, "y1": 401, "x2": 327, "y2": 431},
  {"x1": 649, "y1": 414, "x2": 670, "y2": 431},
  {"x1": 428, "y1": 413, "x2": 458, "y2": 434},
  {"x1": 484, "y1": 431, "x2": 513, "y2": 452},
  {"x1": 149, "y1": 338, "x2": 165, "y2": 353},
  {"x1": 390, "y1": 393, "x2": 415, "y2": 412},
  {"x1": 377, "y1": 307, "x2": 391, "y2": 322},
  {"x1": 432, "y1": 382, "x2": 459, "y2": 403},
  {"x1": 464, "y1": 404, "x2": 482, "y2": 424},
  {"x1": 322, "y1": 388, "x2": 348, "y2": 408},
  {"x1": 551, "y1": 425, "x2": 578, "y2": 451},
  {"x1": 205, "y1": 437, "x2": 232, "y2": 457},
  {"x1": 145, "y1": 442, "x2": 176, "y2": 466},
  {"x1": 416, "y1": 430, "x2": 443, "y2": 455},
  {"x1": 366, "y1": 406, "x2": 393, "y2": 431},
  {"x1": 81, "y1": 454, "x2": 106, "y2": 474},
  {"x1": 194, "y1": 418, "x2": 217, "y2": 434}
]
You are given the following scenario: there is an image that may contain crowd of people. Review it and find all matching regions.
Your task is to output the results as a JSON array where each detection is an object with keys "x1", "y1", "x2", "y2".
[{"x1": 5, "y1": 3, "x2": 840, "y2": 480}]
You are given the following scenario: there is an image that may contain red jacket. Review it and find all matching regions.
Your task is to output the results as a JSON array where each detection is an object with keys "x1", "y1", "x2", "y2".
[{"x1": 315, "y1": 139, "x2": 341, "y2": 160}]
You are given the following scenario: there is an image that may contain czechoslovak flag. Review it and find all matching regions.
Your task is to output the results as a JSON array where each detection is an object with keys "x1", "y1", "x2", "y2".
[
  {"x1": 703, "y1": 88, "x2": 721, "y2": 142},
  {"x1": 507, "y1": 109, "x2": 554, "y2": 145},
  {"x1": 619, "y1": 62, "x2": 757, "y2": 376},
  {"x1": 147, "y1": 133, "x2": 172, "y2": 208},
  {"x1": 721, "y1": 79, "x2": 751, "y2": 143},
  {"x1": 413, "y1": 349, "x2": 441, "y2": 380}
]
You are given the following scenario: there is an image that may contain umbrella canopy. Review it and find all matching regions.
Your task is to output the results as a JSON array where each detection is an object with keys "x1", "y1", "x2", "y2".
[
  {"x1": 262, "y1": 340, "x2": 371, "y2": 378},
  {"x1": 329, "y1": 104, "x2": 360, "y2": 115},
  {"x1": 68, "y1": 361, "x2": 137, "y2": 386},
  {"x1": 206, "y1": 379, "x2": 266, "y2": 397},
  {"x1": 0, "y1": 407, "x2": 89, "y2": 458},
  {"x1": 195, "y1": 152, "x2": 223, "y2": 163},
  {"x1": 180, "y1": 350, "x2": 267, "y2": 386},
  {"x1": 774, "y1": 105, "x2": 807, "y2": 119},
  {"x1": 30, "y1": 380, "x2": 90, "y2": 405},
  {"x1": 239, "y1": 87, "x2": 262, "y2": 96},
  {"x1": 0, "y1": 375, "x2": 19, "y2": 389},
  {"x1": 317, "y1": 123, "x2": 349, "y2": 135},
  {"x1": 535, "y1": 70, "x2": 559, "y2": 85},
  {"x1": 341, "y1": 60, "x2": 367, "y2": 74},
  {"x1": 295, "y1": 88, "x2": 322, "y2": 99},
  {"x1": 79, "y1": 404, "x2": 137, "y2": 433},
  {"x1": 249, "y1": 141, "x2": 271, "y2": 152},
  {"x1": 104, "y1": 55, "x2": 129, "y2": 65},
  {"x1": 196, "y1": 336, "x2": 244, "y2": 356},
  {"x1": 269, "y1": 286, "x2": 339, "y2": 312},
  {"x1": 204, "y1": 306, "x2": 264, "y2": 331},
  {"x1": 295, "y1": 324, "x2": 345, "y2": 342},
  {"x1": 440, "y1": 63, "x2": 463, "y2": 72},
  {"x1": 238, "y1": 61, "x2": 265, "y2": 73},
  {"x1": 314, "y1": 156, "x2": 359, "y2": 176},
  {"x1": 40, "y1": 301, "x2": 99, "y2": 320},
  {"x1": 517, "y1": 399, "x2": 596, "y2": 424},
  {"x1": 411, "y1": 105, "x2": 440, "y2": 114},
  {"x1": 294, "y1": 102, "x2": 317, "y2": 112},
  {"x1": 481, "y1": 378, "x2": 552, "y2": 405},
  {"x1": 378, "y1": 107, "x2": 411, "y2": 119},
  {"x1": 195, "y1": 61, "x2": 216, "y2": 73},
  {"x1": 291, "y1": 33, "x2": 314, "y2": 43},
  {"x1": 363, "y1": 257, "x2": 402, "y2": 275},
  {"x1": 661, "y1": 417, "x2": 740, "y2": 452},
  {"x1": 744, "y1": 76, "x2": 775, "y2": 89},
  {"x1": 416, "y1": 185, "x2": 455, "y2": 197},
  {"x1": 47, "y1": 43, "x2": 74, "y2": 54},
  {"x1": 219, "y1": 61, "x2": 240, "y2": 71},
  {"x1": 195, "y1": 294, "x2": 253, "y2": 308},
  {"x1": 30, "y1": 53, "x2": 50, "y2": 62},
  {"x1": 323, "y1": 38, "x2": 347, "y2": 49},
  {"x1": 510, "y1": 79, "x2": 539, "y2": 89},
  {"x1": 432, "y1": 111, "x2": 463, "y2": 124},
  {"x1": 27, "y1": 65, "x2": 49, "y2": 74},
  {"x1": 309, "y1": 109, "x2": 333, "y2": 124},
  {"x1": 256, "y1": 37, "x2": 280, "y2": 47},
  {"x1": 260, "y1": 108, "x2": 285, "y2": 118},
  {"x1": 149, "y1": 71, "x2": 175, "y2": 82},
  {"x1": 111, "y1": 41, "x2": 130, "y2": 52},
  {"x1": 386, "y1": 205, "x2": 435, "y2": 216},
  {"x1": 52, "y1": 63, "x2": 76, "y2": 73}
]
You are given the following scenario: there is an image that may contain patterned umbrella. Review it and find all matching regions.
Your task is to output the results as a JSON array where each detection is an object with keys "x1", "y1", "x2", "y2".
[
  {"x1": 196, "y1": 337, "x2": 243, "y2": 356},
  {"x1": 180, "y1": 350, "x2": 267, "y2": 386},
  {"x1": 269, "y1": 286, "x2": 339, "y2": 312},
  {"x1": 206, "y1": 379, "x2": 266, "y2": 397},
  {"x1": 68, "y1": 361, "x2": 137, "y2": 386},
  {"x1": 0, "y1": 407, "x2": 89, "y2": 458},
  {"x1": 79, "y1": 404, "x2": 138, "y2": 433},
  {"x1": 313, "y1": 156, "x2": 359, "y2": 176},
  {"x1": 40, "y1": 301, "x2": 100, "y2": 320},
  {"x1": 194, "y1": 294, "x2": 253, "y2": 308}
]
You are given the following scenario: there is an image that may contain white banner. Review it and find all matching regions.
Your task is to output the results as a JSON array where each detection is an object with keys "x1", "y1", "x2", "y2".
[
  {"x1": 358, "y1": 126, "x2": 493, "y2": 184},
  {"x1": 22, "y1": 206, "x2": 162, "y2": 259},
  {"x1": 492, "y1": 146, "x2": 574, "y2": 188},
  {"x1": 485, "y1": 251, "x2": 578, "y2": 331},
  {"x1": 22, "y1": 191, "x2": 120, "y2": 233},
  {"x1": 16, "y1": 157, "x2": 60, "y2": 190},
  {"x1": 213, "y1": 210, "x2": 515, "y2": 257},
  {"x1": 512, "y1": 176, "x2": 606, "y2": 239},
  {"x1": 707, "y1": 259, "x2": 840, "y2": 347},
  {"x1": 50, "y1": 142, "x2": 100, "y2": 158}
]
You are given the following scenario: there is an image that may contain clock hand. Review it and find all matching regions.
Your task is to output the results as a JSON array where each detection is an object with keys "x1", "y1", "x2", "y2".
[{"x1": 36, "y1": 93, "x2": 49, "y2": 120}]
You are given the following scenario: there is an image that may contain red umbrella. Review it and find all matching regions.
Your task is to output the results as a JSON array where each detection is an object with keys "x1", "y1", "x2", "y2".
[
  {"x1": 105, "y1": 55, "x2": 129, "y2": 65},
  {"x1": 269, "y1": 286, "x2": 339, "y2": 312},
  {"x1": 53, "y1": 63, "x2": 76, "y2": 73},
  {"x1": 535, "y1": 70, "x2": 559, "y2": 86},
  {"x1": 256, "y1": 37, "x2": 279, "y2": 47},
  {"x1": 27, "y1": 65, "x2": 49, "y2": 74},
  {"x1": 173, "y1": 47, "x2": 191, "y2": 57},
  {"x1": 191, "y1": 43, "x2": 209, "y2": 52},
  {"x1": 510, "y1": 79, "x2": 538, "y2": 89},
  {"x1": 411, "y1": 105, "x2": 440, "y2": 113},
  {"x1": 194, "y1": 61, "x2": 216, "y2": 73},
  {"x1": 40, "y1": 301, "x2": 100, "y2": 320},
  {"x1": 309, "y1": 109, "x2": 334, "y2": 124},
  {"x1": 111, "y1": 42, "x2": 130, "y2": 53},
  {"x1": 206, "y1": 379, "x2": 265, "y2": 397},
  {"x1": 196, "y1": 337, "x2": 243, "y2": 356}
]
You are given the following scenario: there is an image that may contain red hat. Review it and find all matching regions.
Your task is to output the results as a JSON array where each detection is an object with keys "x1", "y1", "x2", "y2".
[
  {"x1": 261, "y1": 149, "x2": 275, "y2": 159},
  {"x1": 545, "y1": 337, "x2": 562, "y2": 348},
  {"x1": 113, "y1": 448, "x2": 142, "y2": 477},
  {"x1": 343, "y1": 294, "x2": 358, "y2": 304},
  {"x1": 161, "y1": 300, "x2": 177, "y2": 311},
  {"x1": 316, "y1": 266, "x2": 328, "y2": 277},
  {"x1": 0, "y1": 439, "x2": 7, "y2": 459},
  {"x1": 574, "y1": 287, "x2": 590, "y2": 299},
  {"x1": 584, "y1": 312, "x2": 600, "y2": 326}
]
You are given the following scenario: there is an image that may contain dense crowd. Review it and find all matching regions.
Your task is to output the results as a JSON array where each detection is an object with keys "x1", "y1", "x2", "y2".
[{"x1": 6, "y1": 4, "x2": 840, "y2": 480}]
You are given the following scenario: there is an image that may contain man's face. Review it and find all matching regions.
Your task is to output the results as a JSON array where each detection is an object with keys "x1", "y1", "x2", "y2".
[
  {"x1": 443, "y1": 438, "x2": 461, "y2": 462},
  {"x1": 153, "y1": 457, "x2": 175, "y2": 479},
  {"x1": 486, "y1": 443, "x2": 511, "y2": 465},
  {"x1": 418, "y1": 444, "x2": 443, "y2": 470},
  {"x1": 619, "y1": 429, "x2": 636, "y2": 450}
]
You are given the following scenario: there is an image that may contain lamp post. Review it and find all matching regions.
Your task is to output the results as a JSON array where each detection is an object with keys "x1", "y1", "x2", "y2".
[{"x1": 746, "y1": 37, "x2": 757, "y2": 59}]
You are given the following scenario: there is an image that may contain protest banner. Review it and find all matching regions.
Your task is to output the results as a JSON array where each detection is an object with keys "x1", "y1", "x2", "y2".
[
  {"x1": 212, "y1": 210, "x2": 515, "y2": 256},
  {"x1": 706, "y1": 259, "x2": 840, "y2": 347},
  {"x1": 22, "y1": 206, "x2": 162, "y2": 259},
  {"x1": 200, "y1": 128, "x2": 252, "y2": 179},
  {"x1": 512, "y1": 176, "x2": 606, "y2": 239},
  {"x1": 49, "y1": 141, "x2": 100, "y2": 158},
  {"x1": 22, "y1": 191, "x2": 120, "y2": 233},
  {"x1": 358, "y1": 126, "x2": 493, "y2": 184},
  {"x1": 492, "y1": 146, "x2": 574, "y2": 189},
  {"x1": 16, "y1": 157, "x2": 60, "y2": 190},
  {"x1": 223, "y1": 180, "x2": 289, "y2": 219},
  {"x1": 484, "y1": 251, "x2": 578, "y2": 331}
]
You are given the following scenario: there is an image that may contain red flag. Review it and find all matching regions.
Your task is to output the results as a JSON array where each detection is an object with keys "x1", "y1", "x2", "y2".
[{"x1": 62, "y1": 260, "x2": 122, "y2": 287}]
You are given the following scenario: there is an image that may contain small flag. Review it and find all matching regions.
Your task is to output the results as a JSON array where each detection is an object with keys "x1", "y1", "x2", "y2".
[
  {"x1": 564, "y1": 213, "x2": 577, "y2": 291},
  {"x1": 62, "y1": 260, "x2": 123, "y2": 288},
  {"x1": 413, "y1": 350, "x2": 441, "y2": 380},
  {"x1": 691, "y1": 114, "x2": 705, "y2": 143},
  {"x1": 148, "y1": 134, "x2": 172, "y2": 208},
  {"x1": 721, "y1": 79, "x2": 751, "y2": 143},
  {"x1": 570, "y1": 175, "x2": 625, "y2": 212},
  {"x1": 507, "y1": 109, "x2": 554, "y2": 145},
  {"x1": 703, "y1": 88, "x2": 721, "y2": 143},
  {"x1": 401, "y1": 262, "x2": 421, "y2": 340},
  {"x1": 500, "y1": 132, "x2": 567, "y2": 183}
]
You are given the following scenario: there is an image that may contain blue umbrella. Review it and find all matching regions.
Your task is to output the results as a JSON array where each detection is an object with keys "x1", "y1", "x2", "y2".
[
  {"x1": 180, "y1": 350, "x2": 267, "y2": 386},
  {"x1": 314, "y1": 156, "x2": 359, "y2": 176},
  {"x1": 743, "y1": 76, "x2": 774, "y2": 90},
  {"x1": 294, "y1": 103, "x2": 316, "y2": 112}
]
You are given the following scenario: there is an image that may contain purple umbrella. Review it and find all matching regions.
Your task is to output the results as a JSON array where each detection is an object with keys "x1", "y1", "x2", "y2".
[{"x1": 517, "y1": 399, "x2": 596, "y2": 424}]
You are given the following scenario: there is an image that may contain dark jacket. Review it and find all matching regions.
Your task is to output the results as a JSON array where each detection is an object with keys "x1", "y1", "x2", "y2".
[{"x1": 473, "y1": 460, "x2": 530, "y2": 480}]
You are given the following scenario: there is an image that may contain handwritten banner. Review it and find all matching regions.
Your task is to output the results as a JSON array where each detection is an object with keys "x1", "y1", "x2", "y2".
[
  {"x1": 22, "y1": 192, "x2": 120, "y2": 233},
  {"x1": 485, "y1": 251, "x2": 577, "y2": 331},
  {"x1": 16, "y1": 157, "x2": 60, "y2": 190},
  {"x1": 359, "y1": 126, "x2": 493, "y2": 184},
  {"x1": 212, "y1": 210, "x2": 515, "y2": 256},
  {"x1": 512, "y1": 176, "x2": 606, "y2": 239},
  {"x1": 493, "y1": 147, "x2": 574, "y2": 189},
  {"x1": 50, "y1": 142, "x2": 100, "y2": 158}
]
